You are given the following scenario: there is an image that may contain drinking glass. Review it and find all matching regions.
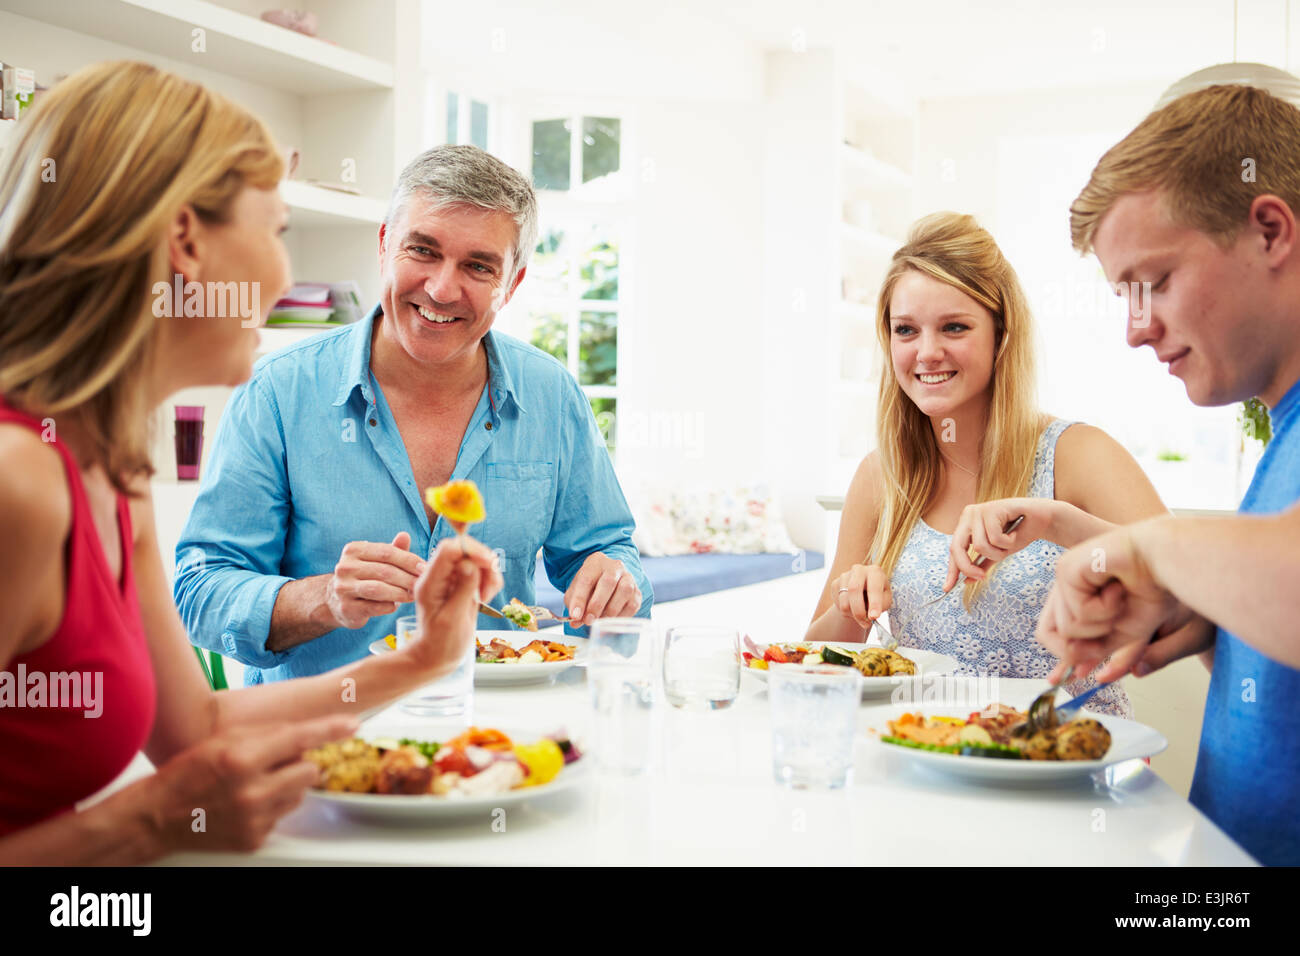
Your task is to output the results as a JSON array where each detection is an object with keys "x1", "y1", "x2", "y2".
[
  {"x1": 588, "y1": 618, "x2": 659, "y2": 774},
  {"x1": 396, "y1": 615, "x2": 475, "y2": 717},
  {"x1": 769, "y1": 665, "x2": 862, "y2": 789},
  {"x1": 663, "y1": 625, "x2": 740, "y2": 710},
  {"x1": 174, "y1": 405, "x2": 204, "y2": 480}
]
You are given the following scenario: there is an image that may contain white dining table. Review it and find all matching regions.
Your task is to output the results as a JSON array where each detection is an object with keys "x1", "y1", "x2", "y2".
[{"x1": 159, "y1": 669, "x2": 1256, "y2": 867}]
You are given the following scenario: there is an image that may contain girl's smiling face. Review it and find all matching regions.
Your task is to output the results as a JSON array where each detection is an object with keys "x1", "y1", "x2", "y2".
[{"x1": 888, "y1": 269, "x2": 998, "y2": 419}]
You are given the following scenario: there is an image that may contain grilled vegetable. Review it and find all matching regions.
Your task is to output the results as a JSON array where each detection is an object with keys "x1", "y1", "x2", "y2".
[{"x1": 820, "y1": 645, "x2": 858, "y2": 667}]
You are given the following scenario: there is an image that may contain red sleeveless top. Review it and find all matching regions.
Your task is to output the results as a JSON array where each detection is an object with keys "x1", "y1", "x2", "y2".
[{"x1": 0, "y1": 399, "x2": 156, "y2": 836}]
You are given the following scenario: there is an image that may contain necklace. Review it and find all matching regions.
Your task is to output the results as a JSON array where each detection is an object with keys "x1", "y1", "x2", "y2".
[{"x1": 940, "y1": 452, "x2": 978, "y2": 479}]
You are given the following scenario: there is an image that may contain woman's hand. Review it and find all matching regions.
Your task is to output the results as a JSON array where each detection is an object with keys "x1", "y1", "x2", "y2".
[
  {"x1": 831, "y1": 563, "x2": 892, "y2": 629},
  {"x1": 944, "y1": 497, "x2": 1055, "y2": 591},
  {"x1": 403, "y1": 535, "x2": 503, "y2": 678},
  {"x1": 1035, "y1": 524, "x2": 1187, "y2": 679},
  {"x1": 147, "y1": 713, "x2": 358, "y2": 854}
]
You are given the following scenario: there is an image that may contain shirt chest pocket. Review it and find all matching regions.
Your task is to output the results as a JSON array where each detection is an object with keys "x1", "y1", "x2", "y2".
[{"x1": 481, "y1": 461, "x2": 555, "y2": 567}]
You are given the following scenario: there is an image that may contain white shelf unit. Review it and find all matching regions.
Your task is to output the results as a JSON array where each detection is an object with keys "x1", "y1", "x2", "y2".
[
  {"x1": 831, "y1": 76, "x2": 916, "y2": 492},
  {"x1": 0, "y1": 0, "x2": 395, "y2": 93},
  {"x1": 0, "y1": 0, "x2": 425, "y2": 491}
]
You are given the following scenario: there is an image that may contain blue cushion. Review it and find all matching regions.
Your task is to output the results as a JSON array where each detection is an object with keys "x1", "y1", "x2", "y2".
[{"x1": 532, "y1": 551, "x2": 824, "y2": 625}]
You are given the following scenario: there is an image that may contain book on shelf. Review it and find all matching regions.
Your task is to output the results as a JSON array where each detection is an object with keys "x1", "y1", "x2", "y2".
[{"x1": 266, "y1": 280, "x2": 366, "y2": 327}]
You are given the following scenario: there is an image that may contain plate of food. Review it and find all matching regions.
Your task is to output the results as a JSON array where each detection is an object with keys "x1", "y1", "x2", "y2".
[
  {"x1": 742, "y1": 639, "x2": 959, "y2": 699},
  {"x1": 368, "y1": 630, "x2": 586, "y2": 685},
  {"x1": 304, "y1": 726, "x2": 587, "y2": 822},
  {"x1": 868, "y1": 702, "x2": 1168, "y2": 783}
]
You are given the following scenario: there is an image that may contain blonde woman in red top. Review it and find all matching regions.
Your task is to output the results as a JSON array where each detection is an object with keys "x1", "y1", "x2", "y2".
[{"x1": 0, "y1": 61, "x2": 501, "y2": 863}]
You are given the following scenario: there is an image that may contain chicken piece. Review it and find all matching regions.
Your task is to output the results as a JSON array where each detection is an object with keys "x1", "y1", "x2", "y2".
[
  {"x1": 1020, "y1": 729, "x2": 1060, "y2": 760},
  {"x1": 855, "y1": 648, "x2": 892, "y2": 677},
  {"x1": 885, "y1": 651, "x2": 917, "y2": 676},
  {"x1": 374, "y1": 746, "x2": 436, "y2": 794},
  {"x1": 1055, "y1": 719, "x2": 1112, "y2": 761}
]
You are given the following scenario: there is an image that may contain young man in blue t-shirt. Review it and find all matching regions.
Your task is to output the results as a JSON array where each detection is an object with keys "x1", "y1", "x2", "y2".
[{"x1": 1035, "y1": 81, "x2": 1300, "y2": 865}]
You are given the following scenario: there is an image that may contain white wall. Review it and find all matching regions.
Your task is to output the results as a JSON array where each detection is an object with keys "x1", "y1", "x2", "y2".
[{"x1": 913, "y1": 85, "x2": 1259, "y2": 509}]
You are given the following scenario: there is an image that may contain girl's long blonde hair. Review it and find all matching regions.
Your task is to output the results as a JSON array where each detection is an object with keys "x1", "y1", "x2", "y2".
[
  {"x1": 869, "y1": 212, "x2": 1044, "y2": 609},
  {"x1": 0, "y1": 60, "x2": 283, "y2": 494}
]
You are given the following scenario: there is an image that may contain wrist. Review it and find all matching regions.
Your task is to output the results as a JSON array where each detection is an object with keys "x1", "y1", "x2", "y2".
[{"x1": 95, "y1": 779, "x2": 170, "y2": 864}]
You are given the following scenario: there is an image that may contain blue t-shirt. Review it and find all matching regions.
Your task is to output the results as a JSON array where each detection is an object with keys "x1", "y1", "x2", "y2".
[{"x1": 1188, "y1": 377, "x2": 1300, "y2": 865}]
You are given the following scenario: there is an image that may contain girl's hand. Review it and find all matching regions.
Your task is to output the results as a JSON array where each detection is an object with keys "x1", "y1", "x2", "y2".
[
  {"x1": 148, "y1": 713, "x2": 358, "y2": 853},
  {"x1": 831, "y1": 563, "x2": 892, "y2": 629},
  {"x1": 403, "y1": 535, "x2": 503, "y2": 678},
  {"x1": 945, "y1": 497, "x2": 1053, "y2": 591}
]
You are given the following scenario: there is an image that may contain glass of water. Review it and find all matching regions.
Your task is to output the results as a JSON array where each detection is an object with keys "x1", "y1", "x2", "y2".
[
  {"x1": 663, "y1": 625, "x2": 740, "y2": 710},
  {"x1": 396, "y1": 615, "x2": 475, "y2": 718},
  {"x1": 588, "y1": 618, "x2": 659, "y2": 775},
  {"x1": 769, "y1": 665, "x2": 862, "y2": 789}
]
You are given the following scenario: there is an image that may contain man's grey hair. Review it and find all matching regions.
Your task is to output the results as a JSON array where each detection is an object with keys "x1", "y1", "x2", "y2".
[{"x1": 385, "y1": 144, "x2": 539, "y2": 281}]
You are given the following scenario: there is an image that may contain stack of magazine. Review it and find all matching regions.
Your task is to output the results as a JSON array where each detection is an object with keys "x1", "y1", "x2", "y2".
[{"x1": 266, "y1": 281, "x2": 365, "y2": 328}]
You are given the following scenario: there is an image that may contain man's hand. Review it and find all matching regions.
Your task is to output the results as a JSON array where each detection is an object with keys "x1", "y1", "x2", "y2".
[
  {"x1": 565, "y1": 553, "x2": 642, "y2": 627},
  {"x1": 326, "y1": 532, "x2": 426, "y2": 629},
  {"x1": 1036, "y1": 524, "x2": 1188, "y2": 679},
  {"x1": 404, "y1": 535, "x2": 503, "y2": 678}
]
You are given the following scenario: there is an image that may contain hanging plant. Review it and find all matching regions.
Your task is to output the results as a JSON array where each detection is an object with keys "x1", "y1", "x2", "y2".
[{"x1": 1240, "y1": 398, "x2": 1272, "y2": 445}]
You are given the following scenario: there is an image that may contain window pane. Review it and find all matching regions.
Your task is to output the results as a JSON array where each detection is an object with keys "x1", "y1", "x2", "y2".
[
  {"x1": 529, "y1": 312, "x2": 568, "y2": 365},
  {"x1": 470, "y1": 100, "x2": 489, "y2": 150},
  {"x1": 582, "y1": 117, "x2": 621, "y2": 184},
  {"x1": 580, "y1": 233, "x2": 618, "y2": 301},
  {"x1": 590, "y1": 397, "x2": 616, "y2": 453},
  {"x1": 445, "y1": 92, "x2": 459, "y2": 145},
  {"x1": 579, "y1": 311, "x2": 617, "y2": 386},
  {"x1": 530, "y1": 228, "x2": 569, "y2": 299},
  {"x1": 532, "y1": 119, "x2": 571, "y2": 190}
]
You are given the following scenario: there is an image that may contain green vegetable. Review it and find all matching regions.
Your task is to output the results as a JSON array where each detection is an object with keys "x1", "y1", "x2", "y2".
[
  {"x1": 398, "y1": 737, "x2": 440, "y2": 761},
  {"x1": 881, "y1": 735, "x2": 961, "y2": 754},
  {"x1": 502, "y1": 605, "x2": 533, "y2": 627},
  {"x1": 958, "y1": 742, "x2": 1023, "y2": 759},
  {"x1": 820, "y1": 645, "x2": 858, "y2": 667},
  {"x1": 881, "y1": 735, "x2": 1023, "y2": 759}
]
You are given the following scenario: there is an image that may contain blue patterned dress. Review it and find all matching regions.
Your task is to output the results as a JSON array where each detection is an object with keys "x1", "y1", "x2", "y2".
[{"x1": 885, "y1": 419, "x2": 1132, "y2": 718}]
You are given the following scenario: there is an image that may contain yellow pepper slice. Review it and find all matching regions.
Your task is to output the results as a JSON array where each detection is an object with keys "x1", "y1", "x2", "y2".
[
  {"x1": 513, "y1": 739, "x2": 565, "y2": 787},
  {"x1": 384, "y1": 633, "x2": 397, "y2": 649}
]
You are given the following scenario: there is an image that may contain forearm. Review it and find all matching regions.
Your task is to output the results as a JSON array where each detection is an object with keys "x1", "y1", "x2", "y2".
[
  {"x1": 266, "y1": 574, "x2": 340, "y2": 652},
  {"x1": 1133, "y1": 512, "x2": 1300, "y2": 667},
  {"x1": 212, "y1": 648, "x2": 440, "y2": 731},
  {"x1": 0, "y1": 782, "x2": 163, "y2": 865},
  {"x1": 1046, "y1": 501, "x2": 1116, "y2": 549},
  {"x1": 804, "y1": 605, "x2": 867, "y2": 645}
]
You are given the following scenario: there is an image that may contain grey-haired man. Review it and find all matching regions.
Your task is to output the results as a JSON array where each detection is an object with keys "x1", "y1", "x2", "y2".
[{"x1": 175, "y1": 145, "x2": 652, "y2": 683}]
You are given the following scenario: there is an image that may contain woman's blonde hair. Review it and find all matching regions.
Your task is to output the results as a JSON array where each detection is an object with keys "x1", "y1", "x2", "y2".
[
  {"x1": 869, "y1": 212, "x2": 1044, "y2": 609},
  {"x1": 0, "y1": 60, "x2": 283, "y2": 494}
]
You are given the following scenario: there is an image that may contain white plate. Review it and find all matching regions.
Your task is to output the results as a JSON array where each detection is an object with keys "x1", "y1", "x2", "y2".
[
  {"x1": 744, "y1": 643, "x2": 960, "y2": 699},
  {"x1": 368, "y1": 631, "x2": 586, "y2": 686},
  {"x1": 867, "y1": 703, "x2": 1169, "y2": 784},
  {"x1": 306, "y1": 737, "x2": 588, "y2": 823}
]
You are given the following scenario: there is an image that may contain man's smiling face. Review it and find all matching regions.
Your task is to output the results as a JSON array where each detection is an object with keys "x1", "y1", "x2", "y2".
[
  {"x1": 1092, "y1": 189, "x2": 1276, "y2": 407},
  {"x1": 377, "y1": 194, "x2": 525, "y2": 367}
]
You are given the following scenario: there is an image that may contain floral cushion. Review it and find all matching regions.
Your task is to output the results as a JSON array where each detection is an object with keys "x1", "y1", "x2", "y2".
[{"x1": 631, "y1": 483, "x2": 798, "y2": 556}]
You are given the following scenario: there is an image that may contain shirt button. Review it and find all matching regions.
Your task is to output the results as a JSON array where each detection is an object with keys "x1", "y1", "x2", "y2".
[
  {"x1": 369, "y1": 418, "x2": 377, "y2": 426},
  {"x1": 485, "y1": 422, "x2": 493, "y2": 431}
]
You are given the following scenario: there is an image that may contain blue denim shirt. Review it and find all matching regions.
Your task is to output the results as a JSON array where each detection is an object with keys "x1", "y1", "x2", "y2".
[{"x1": 174, "y1": 305, "x2": 652, "y2": 684}]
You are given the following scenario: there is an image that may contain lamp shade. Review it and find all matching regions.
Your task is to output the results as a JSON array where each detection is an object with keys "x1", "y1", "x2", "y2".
[{"x1": 1155, "y1": 62, "x2": 1300, "y2": 109}]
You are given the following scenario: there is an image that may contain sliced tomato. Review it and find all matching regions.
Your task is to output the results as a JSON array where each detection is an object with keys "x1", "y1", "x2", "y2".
[
  {"x1": 764, "y1": 646, "x2": 790, "y2": 664},
  {"x1": 434, "y1": 747, "x2": 476, "y2": 777}
]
